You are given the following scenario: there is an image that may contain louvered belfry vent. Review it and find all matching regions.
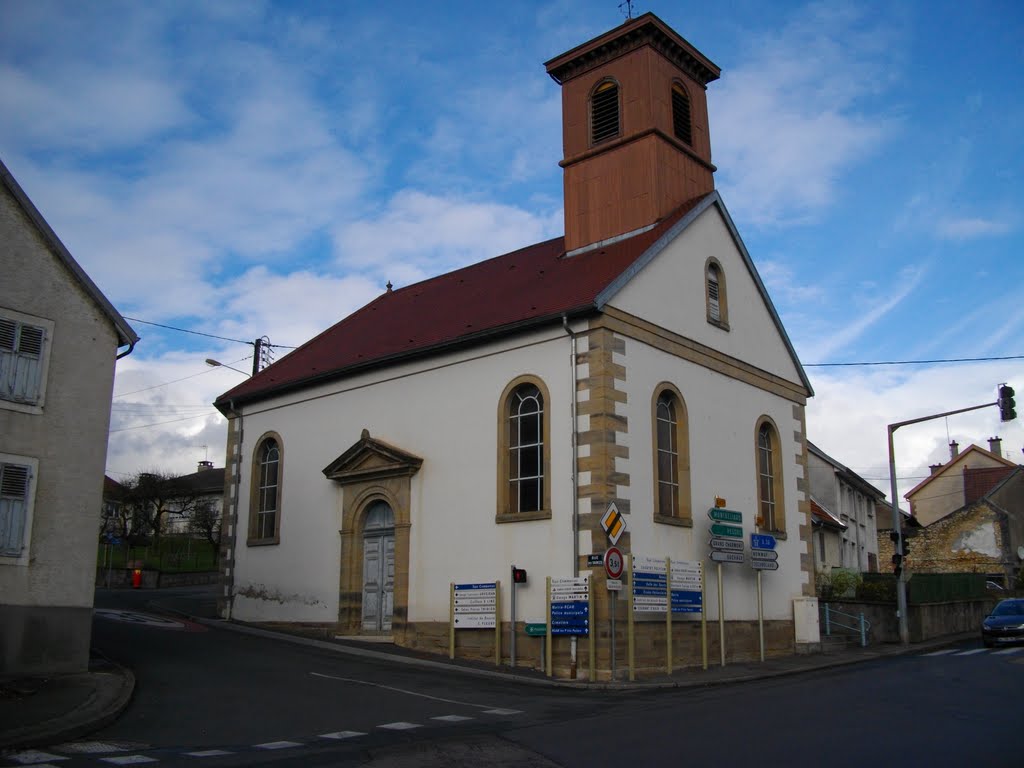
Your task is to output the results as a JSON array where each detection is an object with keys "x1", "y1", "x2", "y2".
[
  {"x1": 672, "y1": 85, "x2": 692, "y2": 145},
  {"x1": 591, "y1": 82, "x2": 619, "y2": 144}
]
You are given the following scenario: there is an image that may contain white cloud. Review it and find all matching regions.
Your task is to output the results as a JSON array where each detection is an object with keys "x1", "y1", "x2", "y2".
[
  {"x1": 799, "y1": 264, "x2": 927, "y2": 362},
  {"x1": 936, "y1": 216, "x2": 1014, "y2": 240},
  {"x1": 334, "y1": 190, "x2": 562, "y2": 287},
  {"x1": 807, "y1": 362, "x2": 1024, "y2": 505},
  {"x1": 712, "y1": 4, "x2": 899, "y2": 227}
]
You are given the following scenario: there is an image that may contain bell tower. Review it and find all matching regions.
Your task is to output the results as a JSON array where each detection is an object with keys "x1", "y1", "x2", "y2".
[{"x1": 545, "y1": 13, "x2": 720, "y2": 253}]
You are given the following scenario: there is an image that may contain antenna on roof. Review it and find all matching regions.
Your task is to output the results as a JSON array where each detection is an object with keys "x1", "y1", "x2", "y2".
[{"x1": 618, "y1": 0, "x2": 635, "y2": 19}]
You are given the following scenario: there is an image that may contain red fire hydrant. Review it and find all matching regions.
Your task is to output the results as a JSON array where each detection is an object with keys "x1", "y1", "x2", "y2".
[{"x1": 132, "y1": 568, "x2": 142, "y2": 589}]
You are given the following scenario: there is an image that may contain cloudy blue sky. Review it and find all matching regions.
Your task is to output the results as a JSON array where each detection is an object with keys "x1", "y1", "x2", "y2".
[{"x1": 1, "y1": 0, "x2": 1021, "y2": 502}]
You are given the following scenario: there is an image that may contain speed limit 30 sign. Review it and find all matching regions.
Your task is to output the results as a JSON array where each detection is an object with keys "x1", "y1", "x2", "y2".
[{"x1": 604, "y1": 546, "x2": 624, "y2": 580}]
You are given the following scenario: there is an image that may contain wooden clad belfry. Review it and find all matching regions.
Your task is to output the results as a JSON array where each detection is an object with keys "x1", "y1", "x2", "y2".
[{"x1": 545, "y1": 13, "x2": 721, "y2": 253}]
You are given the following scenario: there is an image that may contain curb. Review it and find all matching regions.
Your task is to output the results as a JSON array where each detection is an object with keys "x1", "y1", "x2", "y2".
[
  {"x1": 0, "y1": 663, "x2": 135, "y2": 751},
  {"x1": 149, "y1": 597, "x2": 973, "y2": 691}
]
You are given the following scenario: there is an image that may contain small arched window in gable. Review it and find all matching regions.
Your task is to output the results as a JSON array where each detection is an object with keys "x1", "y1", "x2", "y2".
[
  {"x1": 591, "y1": 80, "x2": 620, "y2": 145},
  {"x1": 705, "y1": 259, "x2": 729, "y2": 329},
  {"x1": 672, "y1": 83, "x2": 692, "y2": 146}
]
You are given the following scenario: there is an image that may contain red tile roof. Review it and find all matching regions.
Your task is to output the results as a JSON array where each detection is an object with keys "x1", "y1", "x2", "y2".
[{"x1": 216, "y1": 196, "x2": 707, "y2": 409}]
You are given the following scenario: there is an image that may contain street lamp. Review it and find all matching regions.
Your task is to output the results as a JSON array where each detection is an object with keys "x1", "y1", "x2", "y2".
[{"x1": 205, "y1": 359, "x2": 250, "y2": 377}]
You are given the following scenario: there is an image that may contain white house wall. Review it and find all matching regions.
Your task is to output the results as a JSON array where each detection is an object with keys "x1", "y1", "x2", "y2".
[
  {"x1": 619, "y1": 339, "x2": 808, "y2": 620},
  {"x1": 607, "y1": 205, "x2": 802, "y2": 387},
  {"x1": 230, "y1": 326, "x2": 577, "y2": 625}
]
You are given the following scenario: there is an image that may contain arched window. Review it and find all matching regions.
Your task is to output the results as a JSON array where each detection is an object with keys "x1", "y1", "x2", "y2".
[
  {"x1": 248, "y1": 434, "x2": 282, "y2": 544},
  {"x1": 497, "y1": 377, "x2": 552, "y2": 521},
  {"x1": 591, "y1": 80, "x2": 620, "y2": 145},
  {"x1": 756, "y1": 419, "x2": 785, "y2": 533},
  {"x1": 672, "y1": 82, "x2": 692, "y2": 146},
  {"x1": 510, "y1": 384, "x2": 543, "y2": 513},
  {"x1": 705, "y1": 258, "x2": 729, "y2": 328},
  {"x1": 652, "y1": 385, "x2": 691, "y2": 524}
]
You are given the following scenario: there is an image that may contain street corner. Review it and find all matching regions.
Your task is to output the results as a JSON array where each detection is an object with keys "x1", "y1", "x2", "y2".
[{"x1": 93, "y1": 609, "x2": 208, "y2": 632}]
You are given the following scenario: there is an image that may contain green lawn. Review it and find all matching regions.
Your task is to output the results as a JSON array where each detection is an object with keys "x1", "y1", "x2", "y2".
[{"x1": 97, "y1": 537, "x2": 219, "y2": 573}]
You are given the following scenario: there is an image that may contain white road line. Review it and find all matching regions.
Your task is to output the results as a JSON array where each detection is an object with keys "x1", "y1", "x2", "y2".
[
  {"x1": 99, "y1": 757, "x2": 158, "y2": 766},
  {"x1": 955, "y1": 648, "x2": 989, "y2": 656},
  {"x1": 921, "y1": 649, "x2": 957, "y2": 656},
  {"x1": 310, "y1": 671, "x2": 504, "y2": 711},
  {"x1": 993, "y1": 647, "x2": 1024, "y2": 655},
  {"x1": 5, "y1": 751, "x2": 69, "y2": 764},
  {"x1": 253, "y1": 741, "x2": 303, "y2": 750},
  {"x1": 378, "y1": 722, "x2": 422, "y2": 731},
  {"x1": 432, "y1": 715, "x2": 474, "y2": 722},
  {"x1": 184, "y1": 750, "x2": 235, "y2": 757},
  {"x1": 483, "y1": 708, "x2": 523, "y2": 715},
  {"x1": 319, "y1": 731, "x2": 366, "y2": 740},
  {"x1": 58, "y1": 743, "x2": 128, "y2": 754}
]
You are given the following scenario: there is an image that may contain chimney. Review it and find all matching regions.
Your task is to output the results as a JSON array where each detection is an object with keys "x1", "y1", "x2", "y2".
[
  {"x1": 988, "y1": 437, "x2": 1002, "y2": 457},
  {"x1": 949, "y1": 440, "x2": 959, "y2": 459},
  {"x1": 929, "y1": 464, "x2": 943, "y2": 475},
  {"x1": 197, "y1": 460, "x2": 214, "y2": 472}
]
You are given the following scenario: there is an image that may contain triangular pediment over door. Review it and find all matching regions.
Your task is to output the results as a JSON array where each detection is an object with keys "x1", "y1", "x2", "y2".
[{"x1": 322, "y1": 429, "x2": 423, "y2": 485}]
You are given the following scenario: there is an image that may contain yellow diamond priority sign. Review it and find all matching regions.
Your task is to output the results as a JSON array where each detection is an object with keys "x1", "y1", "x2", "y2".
[{"x1": 601, "y1": 502, "x2": 626, "y2": 545}]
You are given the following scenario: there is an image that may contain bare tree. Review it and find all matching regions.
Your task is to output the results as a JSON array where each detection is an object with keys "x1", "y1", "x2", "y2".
[
  {"x1": 121, "y1": 471, "x2": 208, "y2": 549},
  {"x1": 188, "y1": 498, "x2": 222, "y2": 564}
]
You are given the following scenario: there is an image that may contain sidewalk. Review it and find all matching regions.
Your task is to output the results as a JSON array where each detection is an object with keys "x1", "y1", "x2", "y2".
[
  {"x1": 0, "y1": 657, "x2": 134, "y2": 751},
  {"x1": 0, "y1": 586, "x2": 973, "y2": 750}
]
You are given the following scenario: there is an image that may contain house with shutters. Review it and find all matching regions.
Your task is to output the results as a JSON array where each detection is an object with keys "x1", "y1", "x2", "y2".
[
  {"x1": 214, "y1": 13, "x2": 816, "y2": 678},
  {"x1": 806, "y1": 441, "x2": 884, "y2": 573},
  {"x1": 1, "y1": 157, "x2": 137, "y2": 676}
]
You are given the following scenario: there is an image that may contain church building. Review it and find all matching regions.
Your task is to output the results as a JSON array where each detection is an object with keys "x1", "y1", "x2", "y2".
[{"x1": 214, "y1": 12, "x2": 816, "y2": 679}]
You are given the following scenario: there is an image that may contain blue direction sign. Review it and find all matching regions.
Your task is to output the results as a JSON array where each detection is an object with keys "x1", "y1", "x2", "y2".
[{"x1": 751, "y1": 533, "x2": 777, "y2": 550}]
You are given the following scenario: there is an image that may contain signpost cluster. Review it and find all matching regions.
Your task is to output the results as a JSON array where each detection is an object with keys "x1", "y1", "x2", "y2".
[
  {"x1": 545, "y1": 576, "x2": 594, "y2": 678},
  {"x1": 449, "y1": 581, "x2": 501, "y2": 666}
]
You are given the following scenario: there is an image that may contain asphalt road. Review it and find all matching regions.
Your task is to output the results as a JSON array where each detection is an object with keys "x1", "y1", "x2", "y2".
[{"x1": 57, "y1": 588, "x2": 1023, "y2": 767}]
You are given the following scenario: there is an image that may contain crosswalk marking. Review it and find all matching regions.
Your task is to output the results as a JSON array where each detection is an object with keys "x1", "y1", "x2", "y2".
[
  {"x1": 99, "y1": 757, "x2": 158, "y2": 766},
  {"x1": 483, "y1": 708, "x2": 523, "y2": 715},
  {"x1": 4, "y1": 751, "x2": 68, "y2": 764},
  {"x1": 993, "y1": 647, "x2": 1024, "y2": 655},
  {"x1": 956, "y1": 648, "x2": 989, "y2": 656},
  {"x1": 319, "y1": 731, "x2": 366, "y2": 740},
  {"x1": 185, "y1": 750, "x2": 234, "y2": 757},
  {"x1": 254, "y1": 741, "x2": 302, "y2": 750},
  {"x1": 433, "y1": 715, "x2": 474, "y2": 722},
  {"x1": 922, "y1": 649, "x2": 957, "y2": 656},
  {"x1": 378, "y1": 722, "x2": 421, "y2": 731},
  {"x1": 921, "y1": 646, "x2": 1024, "y2": 657}
]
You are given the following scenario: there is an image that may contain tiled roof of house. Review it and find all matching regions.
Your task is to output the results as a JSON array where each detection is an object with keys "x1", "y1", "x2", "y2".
[
  {"x1": 810, "y1": 497, "x2": 846, "y2": 530},
  {"x1": 216, "y1": 196, "x2": 707, "y2": 409},
  {"x1": 215, "y1": 190, "x2": 813, "y2": 410}
]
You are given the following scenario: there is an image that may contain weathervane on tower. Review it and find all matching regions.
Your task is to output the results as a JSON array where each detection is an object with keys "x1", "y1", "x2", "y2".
[{"x1": 618, "y1": 0, "x2": 636, "y2": 19}]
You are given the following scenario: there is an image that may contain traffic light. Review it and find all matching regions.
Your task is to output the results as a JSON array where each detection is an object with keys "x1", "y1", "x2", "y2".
[
  {"x1": 998, "y1": 384, "x2": 1017, "y2": 422},
  {"x1": 512, "y1": 567, "x2": 527, "y2": 584},
  {"x1": 892, "y1": 553, "x2": 903, "y2": 578}
]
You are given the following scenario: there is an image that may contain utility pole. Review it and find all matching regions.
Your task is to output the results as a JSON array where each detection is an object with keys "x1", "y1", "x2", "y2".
[{"x1": 887, "y1": 393, "x2": 1007, "y2": 644}]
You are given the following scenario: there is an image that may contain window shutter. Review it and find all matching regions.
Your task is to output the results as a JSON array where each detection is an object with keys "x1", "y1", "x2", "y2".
[
  {"x1": 591, "y1": 82, "x2": 620, "y2": 144},
  {"x1": 0, "y1": 463, "x2": 30, "y2": 556},
  {"x1": 672, "y1": 86, "x2": 692, "y2": 145},
  {"x1": 707, "y1": 272, "x2": 721, "y2": 322},
  {"x1": 0, "y1": 319, "x2": 46, "y2": 404}
]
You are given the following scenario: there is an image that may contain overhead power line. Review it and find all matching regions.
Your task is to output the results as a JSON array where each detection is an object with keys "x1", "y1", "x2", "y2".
[
  {"x1": 805, "y1": 354, "x2": 1024, "y2": 368},
  {"x1": 124, "y1": 316, "x2": 296, "y2": 349}
]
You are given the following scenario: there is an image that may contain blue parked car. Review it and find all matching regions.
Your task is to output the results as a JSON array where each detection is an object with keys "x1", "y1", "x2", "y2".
[{"x1": 982, "y1": 598, "x2": 1024, "y2": 647}]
